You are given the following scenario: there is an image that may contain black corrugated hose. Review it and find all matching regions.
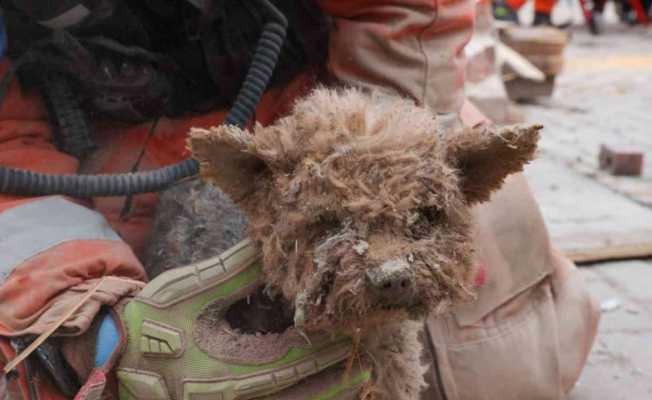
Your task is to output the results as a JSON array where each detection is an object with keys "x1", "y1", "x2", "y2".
[
  {"x1": 40, "y1": 71, "x2": 97, "y2": 160},
  {"x1": 0, "y1": 0, "x2": 287, "y2": 197}
]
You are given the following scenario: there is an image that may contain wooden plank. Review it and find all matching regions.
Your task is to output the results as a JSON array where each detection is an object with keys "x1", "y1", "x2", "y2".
[
  {"x1": 556, "y1": 231, "x2": 652, "y2": 264},
  {"x1": 524, "y1": 158, "x2": 652, "y2": 264}
]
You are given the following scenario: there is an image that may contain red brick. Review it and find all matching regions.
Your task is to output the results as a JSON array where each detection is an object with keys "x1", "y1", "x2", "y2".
[{"x1": 599, "y1": 144, "x2": 644, "y2": 176}]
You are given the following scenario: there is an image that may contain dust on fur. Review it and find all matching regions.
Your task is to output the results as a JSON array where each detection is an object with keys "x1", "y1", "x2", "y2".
[{"x1": 190, "y1": 87, "x2": 540, "y2": 334}]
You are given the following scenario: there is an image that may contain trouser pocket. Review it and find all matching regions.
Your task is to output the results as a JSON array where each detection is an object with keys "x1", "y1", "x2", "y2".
[{"x1": 426, "y1": 280, "x2": 564, "y2": 400}]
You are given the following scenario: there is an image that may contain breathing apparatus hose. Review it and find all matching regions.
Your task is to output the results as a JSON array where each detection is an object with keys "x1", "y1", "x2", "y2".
[
  {"x1": 40, "y1": 72, "x2": 97, "y2": 160},
  {"x1": 0, "y1": 0, "x2": 287, "y2": 197}
]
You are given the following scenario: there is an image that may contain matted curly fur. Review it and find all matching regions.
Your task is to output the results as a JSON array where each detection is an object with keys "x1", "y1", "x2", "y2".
[
  {"x1": 147, "y1": 87, "x2": 540, "y2": 399},
  {"x1": 189, "y1": 88, "x2": 540, "y2": 333}
]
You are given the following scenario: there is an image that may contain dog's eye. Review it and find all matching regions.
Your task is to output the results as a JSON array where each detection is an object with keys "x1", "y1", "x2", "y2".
[
  {"x1": 419, "y1": 207, "x2": 445, "y2": 224},
  {"x1": 318, "y1": 212, "x2": 338, "y2": 224},
  {"x1": 409, "y1": 207, "x2": 446, "y2": 239}
]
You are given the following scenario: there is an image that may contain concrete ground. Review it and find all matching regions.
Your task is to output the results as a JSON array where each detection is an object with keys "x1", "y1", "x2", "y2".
[{"x1": 488, "y1": 25, "x2": 652, "y2": 399}]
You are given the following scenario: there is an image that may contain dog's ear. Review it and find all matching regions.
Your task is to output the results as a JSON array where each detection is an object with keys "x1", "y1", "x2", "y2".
[
  {"x1": 188, "y1": 125, "x2": 268, "y2": 202},
  {"x1": 445, "y1": 124, "x2": 542, "y2": 204}
]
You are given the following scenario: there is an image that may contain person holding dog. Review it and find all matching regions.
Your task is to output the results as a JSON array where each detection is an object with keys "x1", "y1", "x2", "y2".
[{"x1": 0, "y1": 1, "x2": 599, "y2": 399}]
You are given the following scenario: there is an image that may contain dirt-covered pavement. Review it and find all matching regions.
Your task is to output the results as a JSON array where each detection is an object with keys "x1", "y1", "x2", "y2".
[{"x1": 517, "y1": 25, "x2": 652, "y2": 400}]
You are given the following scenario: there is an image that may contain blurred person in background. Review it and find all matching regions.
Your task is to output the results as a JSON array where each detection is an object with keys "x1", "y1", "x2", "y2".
[{"x1": 493, "y1": 0, "x2": 559, "y2": 25}]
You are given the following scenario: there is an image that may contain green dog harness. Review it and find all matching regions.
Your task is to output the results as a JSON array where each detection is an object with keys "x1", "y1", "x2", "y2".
[{"x1": 116, "y1": 239, "x2": 370, "y2": 400}]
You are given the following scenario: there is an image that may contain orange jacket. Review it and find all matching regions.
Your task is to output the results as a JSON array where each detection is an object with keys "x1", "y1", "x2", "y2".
[{"x1": 0, "y1": 1, "x2": 476, "y2": 398}]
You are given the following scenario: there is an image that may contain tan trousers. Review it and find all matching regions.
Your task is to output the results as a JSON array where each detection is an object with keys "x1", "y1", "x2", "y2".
[{"x1": 422, "y1": 173, "x2": 601, "y2": 400}]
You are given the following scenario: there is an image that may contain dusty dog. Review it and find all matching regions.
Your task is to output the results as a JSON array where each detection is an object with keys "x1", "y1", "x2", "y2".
[{"x1": 145, "y1": 87, "x2": 541, "y2": 399}]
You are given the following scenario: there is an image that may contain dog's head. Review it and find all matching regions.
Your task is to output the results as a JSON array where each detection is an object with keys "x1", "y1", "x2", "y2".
[{"x1": 190, "y1": 88, "x2": 540, "y2": 331}]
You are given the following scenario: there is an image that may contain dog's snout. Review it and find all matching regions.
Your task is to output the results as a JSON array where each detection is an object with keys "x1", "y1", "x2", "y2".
[{"x1": 366, "y1": 259, "x2": 416, "y2": 306}]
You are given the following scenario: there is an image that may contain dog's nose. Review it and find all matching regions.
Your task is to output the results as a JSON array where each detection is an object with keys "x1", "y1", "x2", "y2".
[{"x1": 366, "y1": 259, "x2": 416, "y2": 306}]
